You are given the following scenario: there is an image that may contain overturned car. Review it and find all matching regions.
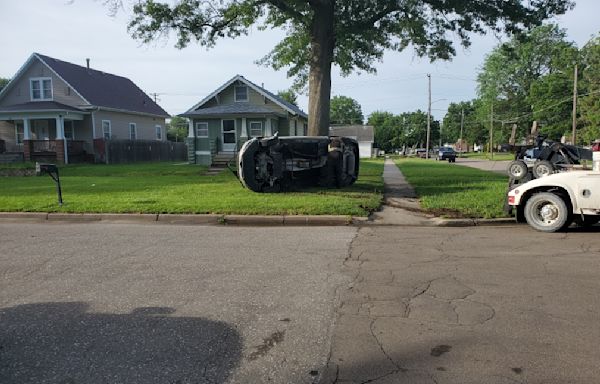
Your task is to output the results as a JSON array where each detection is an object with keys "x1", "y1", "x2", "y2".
[{"x1": 237, "y1": 135, "x2": 359, "y2": 192}]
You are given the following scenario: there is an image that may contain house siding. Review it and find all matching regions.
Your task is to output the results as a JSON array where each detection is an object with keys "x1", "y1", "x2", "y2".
[
  {"x1": 94, "y1": 110, "x2": 166, "y2": 141},
  {"x1": 0, "y1": 121, "x2": 16, "y2": 149},
  {"x1": 0, "y1": 58, "x2": 87, "y2": 107}
]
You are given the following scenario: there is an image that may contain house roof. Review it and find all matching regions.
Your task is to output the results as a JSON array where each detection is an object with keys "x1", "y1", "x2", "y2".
[
  {"x1": 183, "y1": 75, "x2": 308, "y2": 119},
  {"x1": 182, "y1": 103, "x2": 287, "y2": 118},
  {"x1": 329, "y1": 125, "x2": 374, "y2": 142},
  {"x1": 0, "y1": 101, "x2": 86, "y2": 113},
  {"x1": 0, "y1": 53, "x2": 169, "y2": 117}
]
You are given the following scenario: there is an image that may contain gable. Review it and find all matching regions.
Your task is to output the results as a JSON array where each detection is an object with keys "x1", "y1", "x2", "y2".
[
  {"x1": 199, "y1": 81, "x2": 285, "y2": 114},
  {"x1": 0, "y1": 57, "x2": 87, "y2": 108}
]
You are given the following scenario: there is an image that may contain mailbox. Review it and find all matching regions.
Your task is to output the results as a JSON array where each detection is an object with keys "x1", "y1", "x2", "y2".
[{"x1": 35, "y1": 162, "x2": 63, "y2": 206}]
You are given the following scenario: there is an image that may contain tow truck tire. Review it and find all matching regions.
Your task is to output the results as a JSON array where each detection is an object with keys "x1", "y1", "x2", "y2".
[
  {"x1": 532, "y1": 160, "x2": 554, "y2": 179},
  {"x1": 524, "y1": 192, "x2": 572, "y2": 232},
  {"x1": 507, "y1": 160, "x2": 528, "y2": 180}
]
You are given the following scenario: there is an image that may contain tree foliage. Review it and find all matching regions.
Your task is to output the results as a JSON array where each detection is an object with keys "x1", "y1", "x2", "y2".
[
  {"x1": 0, "y1": 78, "x2": 9, "y2": 92},
  {"x1": 476, "y1": 24, "x2": 579, "y2": 142},
  {"x1": 580, "y1": 35, "x2": 600, "y2": 143},
  {"x1": 122, "y1": 0, "x2": 573, "y2": 136},
  {"x1": 442, "y1": 101, "x2": 487, "y2": 147},
  {"x1": 330, "y1": 95, "x2": 363, "y2": 125},
  {"x1": 166, "y1": 116, "x2": 188, "y2": 142},
  {"x1": 276, "y1": 89, "x2": 298, "y2": 107},
  {"x1": 369, "y1": 110, "x2": 438, "y2": 152}
]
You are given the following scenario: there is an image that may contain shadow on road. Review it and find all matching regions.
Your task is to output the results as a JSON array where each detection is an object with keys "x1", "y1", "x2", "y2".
[{"x1": 0, "y1": 302, "x2": 242, "y2": 384}]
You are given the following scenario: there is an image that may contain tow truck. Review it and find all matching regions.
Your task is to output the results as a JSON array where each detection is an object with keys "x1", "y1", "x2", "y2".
[{"x1": 507, "y1": 144, "x2": 600, "y2": 232}]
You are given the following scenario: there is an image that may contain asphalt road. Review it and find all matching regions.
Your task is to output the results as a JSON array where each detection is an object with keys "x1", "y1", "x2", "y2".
[
  {"x1": 0, "y1": 222, "x2": 355, "y2": 384},
  {"x1": 2, "y1": 222, "x2": 600, "y2": 384}
]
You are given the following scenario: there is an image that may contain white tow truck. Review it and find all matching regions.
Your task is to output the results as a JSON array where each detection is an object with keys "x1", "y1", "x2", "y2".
[{"x1": 508, "y1": 162, "x2": 600, "y2": 232}]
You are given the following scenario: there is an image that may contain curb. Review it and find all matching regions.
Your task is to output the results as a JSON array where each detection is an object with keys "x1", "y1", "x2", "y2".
[{"x1": 0, "y1": 212, "x2": 515, "y2": 227}]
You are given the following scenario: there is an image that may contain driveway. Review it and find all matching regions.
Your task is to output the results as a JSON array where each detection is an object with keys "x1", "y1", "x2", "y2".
[
  {"x1": 0, "y1": 222, "x2": 355, "y2": 384},
  {"x1": 455, "y1": 157, "x2": 511, "y2": 174}
]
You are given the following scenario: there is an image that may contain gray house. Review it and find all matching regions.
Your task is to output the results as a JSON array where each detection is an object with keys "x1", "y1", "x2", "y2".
[
  {"x1": 181, "y1": 75, "x2": 308, "y2": 166},
  {"x1": 0, "y1": 53, "x2": 169, "y2": 163}
]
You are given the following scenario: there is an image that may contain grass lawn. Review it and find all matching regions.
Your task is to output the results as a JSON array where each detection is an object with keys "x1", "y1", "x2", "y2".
[
  {"x1": 0, "y1": 160, "x2": 383, "y2": 216},
  {"x1": 395, "y1": 158, "x2": 509, "y2": 218}
]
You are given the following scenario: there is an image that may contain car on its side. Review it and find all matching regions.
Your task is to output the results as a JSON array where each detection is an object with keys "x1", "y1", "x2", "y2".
[{"x1": 436, "y1": 147, "x2": 456, "y2": 162}]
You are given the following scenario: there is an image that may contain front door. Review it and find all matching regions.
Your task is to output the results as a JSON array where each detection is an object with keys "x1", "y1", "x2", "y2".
[{"x1": 221, "y1": 119, "x2": 236, "y2": 152}]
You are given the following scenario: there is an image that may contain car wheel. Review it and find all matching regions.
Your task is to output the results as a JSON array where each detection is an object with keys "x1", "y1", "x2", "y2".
[
  {"x1": 532, "y1": 160, "x2": 554, "y2": 179},
  {"x1": 524, "y1": 192, "x2": 572, "y2": 232},
  {"x1": 507, "y1": 160, "x2": 528, "y2": 180}
]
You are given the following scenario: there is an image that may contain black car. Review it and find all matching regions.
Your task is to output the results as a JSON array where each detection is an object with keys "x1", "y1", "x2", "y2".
[
  {"x1": 436, "y1": 147, "x2": 456, "y2": 162},
  {"x1": 237, "y1": 135, "x2": 359, "y2": 192}
]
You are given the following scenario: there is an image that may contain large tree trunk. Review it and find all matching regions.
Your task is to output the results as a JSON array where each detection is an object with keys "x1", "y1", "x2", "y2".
[{"x1": 307, "y1": 1, "x2": 335, "y2": 137}]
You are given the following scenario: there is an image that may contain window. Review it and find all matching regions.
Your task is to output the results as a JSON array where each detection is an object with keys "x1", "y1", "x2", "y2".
[
  {"x1": 102, "y1": 120, "x2": 111, "y2": 139},
  {"x1": 30, "y1": 77, "x2": 52, "y2": 100},
  {"x1": 249, "y1": 121, "x2": 263, "y2": 137},
  {"x1": 15, "y1": 122, "x2": 24, "y2": 144},
  {"x1": 155, "y1": 125, "x2": 162, "y2": 140},
  {"x1": 196, "y1": 122, "x2": 209, "y2": 137},
  {"x1": 234, "y1": 85, "x2": 248, "y2": 102},
  {"x1": 129, "y1": 123, "x2": 137, "y2": 140},
  {"x1": 64, "y1": 121, "x2": 75, "y2": 140}
]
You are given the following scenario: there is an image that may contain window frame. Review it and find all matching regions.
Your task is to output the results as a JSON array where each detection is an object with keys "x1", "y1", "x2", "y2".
[
  {"x1": 155, "y1": 124, "x2": 162, "y2": 140},
  {"x1": 30, "y1": 77, "x2": 53, "y2": 101},
  {"x1": 129, "y1": 122, "x2": 137, "y2": 140},
  {"x1": 102, "y1": 120, "x2": 111, "y2": 139},
  {"x1": 15, "y1": 122, "x2": 24, "y2": 145},
  {"x1": 249, "y1": 121, "x2": 263, "y2": 138},
  {"x1": 234, "y1": 85, "x2": 249, "y2": 102},
  {"x1": 195, "y1": 122, "x2": 209, "y2": 138}
]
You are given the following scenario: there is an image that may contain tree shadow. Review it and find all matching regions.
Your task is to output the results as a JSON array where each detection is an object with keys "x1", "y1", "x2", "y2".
[{"x1": 0, "y1": 302, "x2": 242, "y2": 384}]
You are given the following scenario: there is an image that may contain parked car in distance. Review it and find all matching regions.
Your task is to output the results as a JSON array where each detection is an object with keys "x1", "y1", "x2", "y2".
[
  {"x1": 415, "y1": 148, "x2": 428, "y2": 158},
  {"x1": 436, "y1": 147, "x2": 456, "y2": 162}
]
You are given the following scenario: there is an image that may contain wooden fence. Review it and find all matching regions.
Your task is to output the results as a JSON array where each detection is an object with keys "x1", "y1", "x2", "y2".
[{"x1": 94, "y1": 139, "x2": 188, "y2": 164}]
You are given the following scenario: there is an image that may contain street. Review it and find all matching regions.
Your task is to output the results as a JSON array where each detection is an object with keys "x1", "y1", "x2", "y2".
[{"x1": 1, "y1": 222, "x2": 600, "y2": 383}]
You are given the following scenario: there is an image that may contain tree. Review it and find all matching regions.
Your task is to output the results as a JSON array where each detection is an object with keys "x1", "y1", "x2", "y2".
[
  {"x1": 276, "y1": 89, "x2": 298, "y2": 106},
  {"x1": 123, "y1": 0, "x2": 573, "y2": 136},
  {"x1": 442, "y1": 101, "x2": 486, "y2": 147},
  {"x1": 369, "y1": 110, "x2": 438, "y2": 152},
  {"x1": 166, "y1": 116, "x2": 188, "y2": 142},
  {"x1": 369, "y1": 111, "x2": 395, "y2": 151},
  {"x1": 580, "y1": 35, "x2": 600, "y2": 143},
  {"x1": 330, "y1": 95, "x2": 363, "y2": 125},
  {"x1": 0, "y1": 78, "x2": 9, "y2": 92},
  {"x1": 476, "y1": 24, "x2": 579, "y2": 141}
]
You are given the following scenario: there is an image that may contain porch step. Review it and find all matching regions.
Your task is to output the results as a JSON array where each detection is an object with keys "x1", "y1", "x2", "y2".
[
  {"x1": 211, "y1": 152, "x2": 237, "y2": 167},
  {"x1": 0, "y1": 152, "x2": 24, "y2": 164}
]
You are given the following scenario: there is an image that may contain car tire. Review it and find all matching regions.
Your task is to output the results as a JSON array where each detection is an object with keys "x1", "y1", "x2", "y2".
[
  {"x1": 507, "y1": 160, "x2": 528, "y2": 180},
  {"x1": 524, "y1": 192, "x2": 572, "y2": 232},
  {"x1": 532, "y1": 160, "x2": 554, "y2": 179}
]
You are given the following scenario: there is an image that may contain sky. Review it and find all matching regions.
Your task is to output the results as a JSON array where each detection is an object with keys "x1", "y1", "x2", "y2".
[{"x1": 0, "y1": 0, "x2": 598, "y2": 121}]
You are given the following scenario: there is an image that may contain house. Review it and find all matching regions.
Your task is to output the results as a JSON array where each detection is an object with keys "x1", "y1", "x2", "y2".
[
  {"x1": 0, "y1": 53, "x2": 170, "y2": 164},
  {"x1": 180, "y1": 75, "x2": 308, "y2": 166},
  {"x1": 329, "y1": 125, "x2": 374, "y2": 158}
]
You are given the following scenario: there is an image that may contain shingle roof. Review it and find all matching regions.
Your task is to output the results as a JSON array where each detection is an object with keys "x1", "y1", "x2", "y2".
[
  {"x1": 35, "y1": 53, "x2": 169, "y2": 117},
  {"x1": 183, "y1": 75, "x2": 308, "y2": 119},
  {"x1": 181, "y1": 103, "x2": 286, "y2": 117},
  {"x1": 0, "y1": 101, "x2": 85, "y2": 113},
  {"x1": 329, "y1": 125, "x2": 374, "y2": 142}
]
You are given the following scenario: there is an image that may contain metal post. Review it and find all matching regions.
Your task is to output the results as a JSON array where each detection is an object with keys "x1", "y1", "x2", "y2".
[
  {"x1": 489, "y1": 103, "x2": 494, "y2": 160},
  {"x1": 572, "y1": 64, "x2": 578, "y2": 145},
  {"x1": 460, "y1": 108, "x2": 464, "y2": 152},
  {"x1": 426, "y1": 74, "x2": 431, "y2": 159}
]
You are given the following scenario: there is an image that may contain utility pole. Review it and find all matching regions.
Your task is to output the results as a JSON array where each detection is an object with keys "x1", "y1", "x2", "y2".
[
  {"x1": 426, "y1": 74, "x2": 431, "y2": 159},
  {"x1": 150, "y1": 92, "x2": 160, "y2": 103},
  {"x1": 572, "y1": 64, "x2": 578, "y2": 145},
  {"x1": 460, "y1": 108, "x2": 464, "y2": 152},
  {"x1": 489, "y1": 103, "x2": 494, "y2": 160}
]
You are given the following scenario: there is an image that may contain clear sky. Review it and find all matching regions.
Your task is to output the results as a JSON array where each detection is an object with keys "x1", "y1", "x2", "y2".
[{"x1": 1, "y1": 1, "x2": 598, "y2": 120}]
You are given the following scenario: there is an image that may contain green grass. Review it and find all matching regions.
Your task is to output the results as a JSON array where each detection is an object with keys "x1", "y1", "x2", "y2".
[
  {"x1": 0, "y1": 160, "x2": 383, "y2": 216},
  {"x1": 395, "y1": 158, "x2": 509, "y2": 218},
  {"x1": 461, "y1": 152, "x2": 514, "y2": 161},
  {"x1": 0, "y1": 162, "x2": 36, "y2": 169}
]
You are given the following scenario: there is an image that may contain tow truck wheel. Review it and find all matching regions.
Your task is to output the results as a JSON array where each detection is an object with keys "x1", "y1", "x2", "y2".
[
  {"x1": 524, "y1": 192, "x2": 572, "y2": 232},
  {"x1": 507, "y1": 160, "x2": 528, "y2": 180},
  {"x1": 532, "y1": 160, "x2": 554, "y2": 178}
]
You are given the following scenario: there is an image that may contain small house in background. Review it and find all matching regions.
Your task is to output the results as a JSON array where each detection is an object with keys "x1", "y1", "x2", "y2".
[
  {"x1": 0, "y1": 53, "x2": 173, "y2": 164},
  {"x1": 329, "y1": 125, "x2": 374, "y2": 158},
  {"x1": 181, "y1": 75, "x2": 308, "y2": 166}
]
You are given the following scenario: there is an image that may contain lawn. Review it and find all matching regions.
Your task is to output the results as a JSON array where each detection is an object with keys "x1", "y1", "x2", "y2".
[
  {"x1": 395, "y1": 158, "x2": 510, "y2": 218},
  {"x1": 0, "y1": 160, "x2": 383, "y2": 216}
]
